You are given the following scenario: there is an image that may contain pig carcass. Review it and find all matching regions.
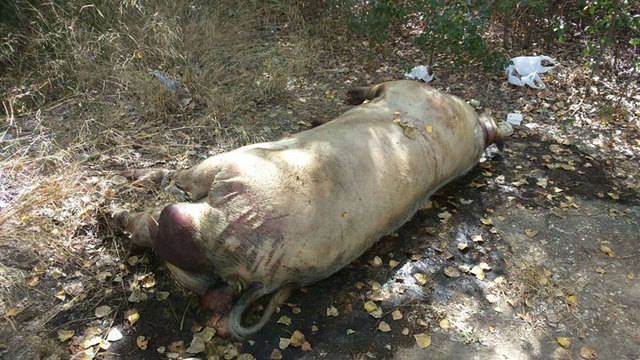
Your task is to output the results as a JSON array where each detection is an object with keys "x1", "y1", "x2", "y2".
[{"x1": 117, "y1": 80, "x2": 512, "y2": 339}]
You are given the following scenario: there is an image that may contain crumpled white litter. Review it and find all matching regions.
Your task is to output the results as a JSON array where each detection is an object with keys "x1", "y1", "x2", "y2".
[
  {"x1": 505, "y1": 56, "x2": 559, "y2": 89},
  {"x1": 150, "y1": 70, "x2": 181, "y2": 91},
  {"x1": 404, "y1": 65, "x2": 434, "y2": 83}
]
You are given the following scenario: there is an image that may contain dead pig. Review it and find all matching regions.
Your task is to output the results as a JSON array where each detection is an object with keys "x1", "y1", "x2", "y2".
[{"x1": 116, "y1": 80, "x2": 513, "y2": 339}]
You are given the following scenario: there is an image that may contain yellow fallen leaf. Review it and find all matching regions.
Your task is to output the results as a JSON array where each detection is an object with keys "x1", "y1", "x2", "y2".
[
  {"x1": 470, "y1": 266, "x2": 485, "y2": 280},
  {"x1": 512, "y1": 178, "x2": 528, "y2": 187},
  {"x1": 549, "y1": 144, "x2": 563, "y2": 154},
  {"x1": 127, "y1": 256, "x2": 140, "y2": 266},
  {"x1": 595, "y1": 267, "x2": 605, "y2": 274},
  {"x1": 364, "y1": 300, "x2": 383, "y2": 318},
  {"x1": 566, "y1": 294, "x2": 578, "y2": 305},
  {"x1": 403, "y1": 126, "x2": 416, "y2": 139},
  {"x1": 370, "y1": 256, "x2": 383, "y2": 266},
  {"x1": 139, "y1": 273, "x2": 156, "y2": 288},
  {"x1": 439, "y1": 319, "x2": 451, "y2": 329},
  {"x1": 480, "y1": 217, "x2": 493, "y2": 225},
  {"x1": 57, "y1": 329, "x2": 75, "y2": 342},
  {"x1": 391, "y1": 309, "x2": 403, "y2": 320},
  {"x1": 471, "y1": 234, "x2": 483, "y2": 242},
  {"x1": 290, "y1": 330, "x2": 305, "y2": 347},
  {"x1": 377, "y1": 321, "x2": 391, "y2": 332},
  {"x1": 599, "y1": 245, "x2": 615, "y2": 257},
  {"x1": 524, "y1": 228, "x2": 538, "y2": 238},
  {"x1": 556, "y1": 336, "x2": 571, "y2": 348},
  {"x1": 627, "y1": 272, "x2": 635, "y2": 280},
  {"x1": 136, "y1": 336, "x2": 148, "y2": 350},
  {"x1": 26, "y1": 275, "x2": 40, "y2": 287},
  {"x1": 537, "y1": 177, "x2": 548, "y2": 188},
  {"x1": 438, "y1": 211, "x2": 452, "y2": 222},
  {"x1": 4, "y1": 307, "x2": 18, "y2": 318},
  {"x1": 364, "y1": 301, "x2": 378, "y2": 313},
  {"x1": 579, "y1": 345, "x2": 597, "y2": 359},
  {"x1": 188, "y1": 330, "x2": 206, "y2": 347},
  {"x1": 82, "y1": 336, "x2": 102, "y2": 348},
  {"x1": 444, "y1": 266, "x2": 461, "y2": 278},
  {"x1": 126, "y1": 309, "x2": 140, "y2": 325},
  {"x1": 389, "y1": 259, "x2": 400, "y2": 268},
  {"x1": 425, "y1": 125, "x2": 433, "y2": 133},
  {"x1": 414, "y1": 333, "x2": 431, "y2": 349},
  {"x1": 278, "y1": 338, "x2": 290, "y2": 350},
  {"x1": 277, "y1": 315, "x2": 292, "y2": 325},
  {"x1": 607, "y1": 192, "x2": 619, "y2": 200},
  {"x1": 95, "y1": 305, "x2": 112, "y2": 318},
  {"x1": 326, "y1": 306, "x2": 339, "y2": 317},
  {"x1": 414, "y1": 273, "x2": 429, "y2": 285},
  {"x1": 98, "y1": 339, "x2": 111, "y2": 350}
]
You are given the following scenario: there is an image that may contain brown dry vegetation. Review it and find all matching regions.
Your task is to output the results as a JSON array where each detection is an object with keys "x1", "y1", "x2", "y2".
[
  {"x1": 1, "y1": 1, "x2": 639, "y2": 359},
  {"x1": 1, "y1": 1, "x2": 347, "y2": 357}
]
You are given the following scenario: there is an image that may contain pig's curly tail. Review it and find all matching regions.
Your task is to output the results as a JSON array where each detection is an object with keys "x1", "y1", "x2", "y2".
[{"x1": 229, "y1": 283, "x2": 293, "y2": 339}]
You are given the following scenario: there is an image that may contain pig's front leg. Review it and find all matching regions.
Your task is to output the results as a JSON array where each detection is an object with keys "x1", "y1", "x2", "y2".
[
  {"x1": 121, "y1": 168, "x2": 174, "y2": 191},
  {"x1": 113, "y1": 206, "x2": 166, "y2": 247},
  {"x1": 172, "y1": 157, "x2": 222, "y2": 201},
  {"x1": 122, "y1": 157, "x2": 221, "y2": 201}
]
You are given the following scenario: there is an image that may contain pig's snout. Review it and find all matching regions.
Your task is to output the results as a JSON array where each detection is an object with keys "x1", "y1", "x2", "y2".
[{"x1": 155, "y1": 204, "x2": 210, "y2": 273}]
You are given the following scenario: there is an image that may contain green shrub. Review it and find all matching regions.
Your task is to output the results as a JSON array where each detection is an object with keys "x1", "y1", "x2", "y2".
[{"x1": 340, "y1": 0, "x2": 638, "y2": 72}]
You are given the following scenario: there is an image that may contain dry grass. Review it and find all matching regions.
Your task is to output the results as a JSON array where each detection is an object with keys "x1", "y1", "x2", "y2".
[{"x1": 0, "y1": 1, "x2": 349, "y2": 356}]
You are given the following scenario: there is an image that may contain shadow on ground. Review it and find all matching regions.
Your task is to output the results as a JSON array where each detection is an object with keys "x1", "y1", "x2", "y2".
[{"x1": 35, "y1": 132, "x2": 639, "y2": 360}]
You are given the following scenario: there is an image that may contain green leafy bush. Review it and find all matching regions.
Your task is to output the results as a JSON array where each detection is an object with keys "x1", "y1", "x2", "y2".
[{"x1": 340, "y1": 0, "x2": 638, "y2": 72}]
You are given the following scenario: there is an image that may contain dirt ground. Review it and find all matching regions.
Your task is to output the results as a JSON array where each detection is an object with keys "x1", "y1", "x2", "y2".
[{"x1": 1, "y1": 3, "x2": 639, "y2": 360}]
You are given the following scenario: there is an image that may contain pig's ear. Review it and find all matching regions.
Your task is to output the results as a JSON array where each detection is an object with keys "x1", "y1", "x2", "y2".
[
  {"x1": 166, "y1": 263, "x2": 213, "y2": 295},
  {"x1": 346, "y1": 83, "x2": 385, "y2": 105},
  {"x1": 229, "y1": 284, "x2": 294, "y2": 339}
]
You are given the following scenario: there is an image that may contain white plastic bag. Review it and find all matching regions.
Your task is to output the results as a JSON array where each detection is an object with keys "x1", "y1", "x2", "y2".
[
  {"x1": 405, "y1": 65, "x2": 434, "y2": 83},
  {"x1": 505, "y1": 55, "x2": 558, "y2": 89}
]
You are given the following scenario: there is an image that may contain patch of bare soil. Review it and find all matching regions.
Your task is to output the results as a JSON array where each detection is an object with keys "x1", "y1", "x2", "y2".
[{"x1": 1, "y1": 2, "x2": 639, "y2": 360}]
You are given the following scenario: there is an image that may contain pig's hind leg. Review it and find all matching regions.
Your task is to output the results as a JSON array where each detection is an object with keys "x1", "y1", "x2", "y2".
[
  {"x1": 122, "y1": 156, "x2": 223, "y2": 201},
  {"x1": 346, "y1": 83, "x2": 385, "y2": 105}
]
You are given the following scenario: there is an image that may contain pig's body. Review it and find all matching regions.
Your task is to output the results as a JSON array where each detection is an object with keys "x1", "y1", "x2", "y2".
[{"x1": 118, "y1": 80, "x2": 512, "y2": 339}]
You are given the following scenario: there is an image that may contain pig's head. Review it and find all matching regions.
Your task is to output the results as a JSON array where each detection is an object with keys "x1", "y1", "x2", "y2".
[
  {"x1": 154, "y1": 202, "x2": 223, "y2": 291},
  {"x1": 154, "y1": 202, "x2": 291, "y2": 340}
]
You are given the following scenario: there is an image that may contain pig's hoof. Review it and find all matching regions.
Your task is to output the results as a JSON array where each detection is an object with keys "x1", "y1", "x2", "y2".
[
  {"x1": 121, "y1": 168, "x2": 172, "y2": 190},
  {"x1": 111, "y1": 210, "x2": 130, "y2": 231}
]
